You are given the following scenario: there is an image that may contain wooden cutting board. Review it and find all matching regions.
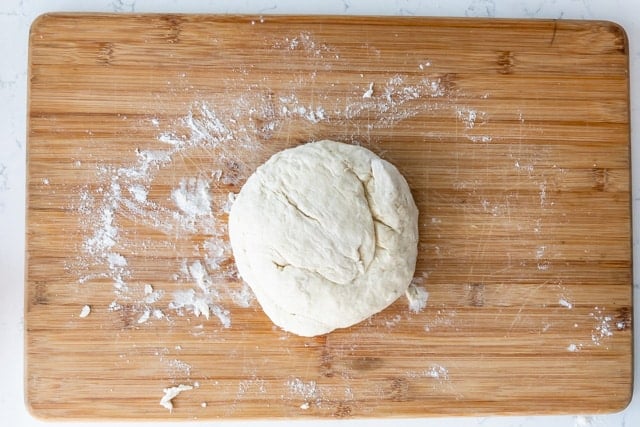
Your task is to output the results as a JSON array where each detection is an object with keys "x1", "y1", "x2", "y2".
[{"x1": 26, "y1": 14, "x2": 632, "y2": 420}]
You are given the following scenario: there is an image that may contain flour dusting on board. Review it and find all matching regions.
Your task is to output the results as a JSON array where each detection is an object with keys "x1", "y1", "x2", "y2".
[
  {"x1": 407, "y1": 364, "x2": 449, "y2": 380},
  {"x1": 66, "y1": 30, "x2": 500, "y2": 412},
  {"x1": 590, "y1": 306, "x2": 615, "y2": 347},
  {"x1": 285, "y1": 377, "x2": 324, "y2": 409},
  {"x1": 70, "y1": 48, "x2": 478, "y2": 327}
]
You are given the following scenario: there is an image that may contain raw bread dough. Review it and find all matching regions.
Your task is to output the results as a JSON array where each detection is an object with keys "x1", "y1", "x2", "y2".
[{"x1": 228, "y1": 140, "x2": 419, "y2": 337}]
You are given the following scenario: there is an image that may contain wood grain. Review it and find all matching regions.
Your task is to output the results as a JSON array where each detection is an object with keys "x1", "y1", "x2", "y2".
[{"x1": 26, "y1": 14, "x2": 631, "y2": 419}]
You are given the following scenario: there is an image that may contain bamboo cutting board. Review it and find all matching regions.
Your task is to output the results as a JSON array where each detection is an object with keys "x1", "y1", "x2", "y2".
[{"x1": 26, "y1": 14, "x2": 632, "y2": 419}]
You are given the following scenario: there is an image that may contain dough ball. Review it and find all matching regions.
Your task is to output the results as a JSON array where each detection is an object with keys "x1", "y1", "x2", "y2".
[{"x1": 228, "y1": 140, "x2": 419, "y2": 337}]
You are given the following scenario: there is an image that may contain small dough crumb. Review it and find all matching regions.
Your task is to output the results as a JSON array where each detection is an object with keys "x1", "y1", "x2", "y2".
[
  {"x1": 406, "y1": 284, "x2": 429, "y2": 313},
  {"x1": 137, "y1": 309, "x2": 151, "y2": 324},
  {"x1": 559, "y1": 298, "x2": 573, "y2": 309},
  {"x1": 79, "y1": 305, "x2": 91, "y2": 318},
  {"x1": 160, "y1": 384, "x2": 193, "y2": 412},
  {"x1": 362, "y1": 82, "x2": 374, "y2": 98},
  {"x1": 300, "y1": 402, "x2": 310, "y2": 410},
  {"x1": 201, "y1": 402, "x2": 207, "y2": 408}
]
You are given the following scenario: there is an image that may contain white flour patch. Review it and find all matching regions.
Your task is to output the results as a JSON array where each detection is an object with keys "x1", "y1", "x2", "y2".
[
  {"x1": 273, "y1": 31, "x2": 338, "y2": 60},
  {"x1": 407, "y1": 364, "x2": 449, "y2": 380},
  {"x1": 166, "y1": 359, "x2": 192, "y2": 378},
  {"x1": 456, "y1": 107, "x2": 478, "y2": 129},
  {"x1": 535, "y1": 245, "x2": 550, "y2": 271},
  {"x1": 230, "y1": 281, "x2": 255, "y2": 308},
  {"x1": 456, "y1": 106, "x2": 487, "y2": 131},
  {"x1": 467, "y1": 135, "x2": 493, "y2": 143},
  {"x1": 236, "y1": 374, "x2": 267, "y2": 398},
  {"x1": 424, "y1": 308, "x2": 458, "y2": 332},
  {"x1": 285, "y1": 377, "x2": 324, "y2": 409},
  {"x1": 479, "y1": 198, "x2": 507, "y2": 217},
  {"x1": 384, "y1": 314, "x2": 403, "y2": 328},
  {"x1": 171, "y1": 177, "x2": 212, "y2": 217},
  {"x1": 539, "y1": 181, "x2": 547, "y2": 206},
  {"x1": 71, "y1": 99, "x2": 264, "y2": 330},
  {"x1": 590, "y1": 306, "x2": 614, "y2": 347},
  {"x1": 203, "y1": 238, "x2": 231, "y2": 271},
  {"x1": 514, "y1": 159, "x2": 535, "y2": 174},
  {"x1": 144, "y1": 284, "x2": 164, "y2": 304},
  {"x1": 406, "y1": 364, "x2": 460, "y2": 397},
  {"x1": 168, "y1": 260, "x2": 230, "y2": 326}
]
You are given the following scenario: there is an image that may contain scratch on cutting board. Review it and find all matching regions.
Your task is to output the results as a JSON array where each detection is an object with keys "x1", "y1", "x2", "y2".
[{"x1": 507, "y1": 282, "x2": 548, "y2": 334}]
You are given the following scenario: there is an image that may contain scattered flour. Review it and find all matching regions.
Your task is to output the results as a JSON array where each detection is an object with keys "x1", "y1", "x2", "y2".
[
  {"x1": 171, "y1": 177, "x2": 212, "y2": 217},
  {"x1": 424, "y1": 308, "x2": 458, "y2": 332},
  {"x1": 286, "y1": 377, "x2": 323, "y2": 408},
  {"x1": 467, "y1": 135, "x2": 492, "y2": 143},
  {"x1": 407, "y1": 364, "x2": 449, "y2": 380},
  {"x1": 405, "y1": 364, "x2": 460, "y2": 398},
  {"x1": 384, "y1": 314, "x2": 403, "y2": 328},
  {"x1": 236, "y1": 374, "x2": 267, "y2": 398},
  {"x1": 456, "y1": 107, "x2": 478, "y2": 129},
  {"x1": 168, "y1": 260, "x2": 231, "y2": 328},
  {"x1": 273, "y1": 31, "x2": 338, "y2": 59},
  {"x1": 229, "y1": 281, "x2": 254, "y2": 308},
  {"x1": 167, "y1": 359, "x2": 192, "y2": 378},
  {"x1": 539, "y1": 181, "x2": 547, "y2": 206},
  {"x1": 144, "y1": 284, "x2": 164, "y2": 304},
  {"x1": 590, "y1": 306, "x2": 614, "y2": 347}
]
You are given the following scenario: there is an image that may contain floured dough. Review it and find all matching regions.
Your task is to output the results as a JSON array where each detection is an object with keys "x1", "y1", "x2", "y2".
[{"x1": 228, "y1": 140, "x2": 419, "y2": 337}]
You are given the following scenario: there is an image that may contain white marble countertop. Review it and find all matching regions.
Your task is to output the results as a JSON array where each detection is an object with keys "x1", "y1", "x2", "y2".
[{"x1": 1, "y1": 1, "x2": 637, "y2": 426}]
